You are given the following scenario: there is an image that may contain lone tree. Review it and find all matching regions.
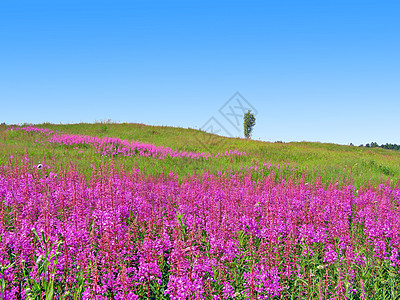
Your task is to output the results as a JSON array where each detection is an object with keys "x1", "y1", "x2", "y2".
[{"x1": 243, "y1": 110, "x2": 256, "y2": 139}]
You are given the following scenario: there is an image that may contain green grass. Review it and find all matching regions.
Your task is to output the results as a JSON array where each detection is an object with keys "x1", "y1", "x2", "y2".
[{"x1": 1, "y1": 122, "x2": 399, "y2": 187}]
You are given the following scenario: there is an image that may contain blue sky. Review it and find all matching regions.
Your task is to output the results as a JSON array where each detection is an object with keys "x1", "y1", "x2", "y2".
[{"x1": 1, "y1": 1, "x2": 399, "y2": 145}]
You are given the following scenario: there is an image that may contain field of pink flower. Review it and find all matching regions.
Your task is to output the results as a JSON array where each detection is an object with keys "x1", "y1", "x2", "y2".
[
  {"x1": 1, "y1": 155, "x2": 400, "y2": 299},
  {"x1": 10, "y1": 126, "x2": 246, "y2": 160}
]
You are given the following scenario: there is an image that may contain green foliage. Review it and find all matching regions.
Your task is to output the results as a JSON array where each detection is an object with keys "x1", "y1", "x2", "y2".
[
  {"x1": 22, "y1": 228, "x2": 68, "y2": 300},
  {"x1": 0, "y1": 260, "x2": 14, "y2": 299},
  {"x1": 99, "y1": 125, "x2": 108, "y2": 133},
  {"x1": 6, "y1": 130, "x2": 22, "y2": 139},
  {"x1": 243, "y1": 110, "x2": 256, "y2": 139},
  {"x1": 359, "y1": 141, "x2": 400, "y2": 151}
]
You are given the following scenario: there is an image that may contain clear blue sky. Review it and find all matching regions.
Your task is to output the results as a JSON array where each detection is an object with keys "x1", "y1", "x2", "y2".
[{"x1": 1, "y1": 0, "x2": 399, "y2": 145}]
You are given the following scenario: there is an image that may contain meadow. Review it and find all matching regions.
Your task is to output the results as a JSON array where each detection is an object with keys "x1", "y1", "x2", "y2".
[
  {"x1": 0, "y1": 123, "x2": 400, "y2": 299},
  {"x1": 2, "y1": 123, "x2": 400, "y2": 187}
]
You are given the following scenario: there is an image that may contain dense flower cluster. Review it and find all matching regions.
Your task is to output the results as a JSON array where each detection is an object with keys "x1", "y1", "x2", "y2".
[
  {"x1": 0, "y1": 158, "x2": 399, "y2": 299},
  {"x1": 10, "y1": 126, "x2": 54, "y2": 135},
  {"x1": 10, "y1": 127, "x2": 246, "y2": 160},
  {"x1": 47, "y1": 134, "x2": 245, "y2": 160}
]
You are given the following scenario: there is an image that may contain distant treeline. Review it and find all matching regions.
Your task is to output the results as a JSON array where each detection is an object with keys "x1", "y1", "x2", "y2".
[{"x1": 357, "y1": 142, "x2": 400, "y2": 151}]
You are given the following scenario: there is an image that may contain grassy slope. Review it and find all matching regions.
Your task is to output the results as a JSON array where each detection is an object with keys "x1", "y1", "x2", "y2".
[{"x1": 1, "y1": 122, "x2": 399, "y2": 187}]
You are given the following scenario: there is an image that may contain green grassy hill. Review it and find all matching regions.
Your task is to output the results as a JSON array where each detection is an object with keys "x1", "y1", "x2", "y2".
[{"x1": 1, "y1": 122, "x2": 399, "y2": 187}]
